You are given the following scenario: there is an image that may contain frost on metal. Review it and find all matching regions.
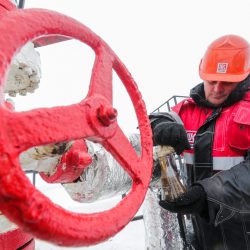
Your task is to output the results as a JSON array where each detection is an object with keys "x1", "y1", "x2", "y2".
[
  {"x1": 63, "y1": 139, "x2": 133, "y2": 202},
  {"x1": 4, "y1": 42, "x2": 41, "y2": 96},
  {"x1": 143, "y1": 188, "x2": 184, "y2": 250},
  {"x1": 62, "y1": 134, "x2": 151, "y2": 202},
  {"x1": 18, "y1": 134, "x2": 194, "y2": 248},
  {"x1": 19, "y1": 142, "x2": 72, "y2": 173}
]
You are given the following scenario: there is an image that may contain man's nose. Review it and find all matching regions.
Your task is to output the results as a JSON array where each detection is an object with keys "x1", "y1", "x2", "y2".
[{"x1": 214, "y1": 82, "x2": 224, "y2": 92}]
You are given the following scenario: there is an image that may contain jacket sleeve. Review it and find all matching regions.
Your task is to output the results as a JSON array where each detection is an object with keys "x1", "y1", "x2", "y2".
[
  {"x1": 197, "y1": 156, "x2": 250, "y2": 226},
  {"x1": 149, "y1": 111, "x2": 184, "y2": 130}
]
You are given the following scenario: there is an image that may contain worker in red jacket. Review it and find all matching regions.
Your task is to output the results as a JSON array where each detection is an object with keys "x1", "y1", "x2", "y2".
[{"x1": 150, "y1": 34, "x2": 250, "y2": 249}]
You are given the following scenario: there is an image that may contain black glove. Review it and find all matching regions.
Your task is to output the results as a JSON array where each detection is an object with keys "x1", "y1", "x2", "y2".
[
  {"x1": 153, "y1": 121, "x2": 191, "y2": 154},
  {"x1": 159, "y1": 185, "x2": 207, "y2": 214}
]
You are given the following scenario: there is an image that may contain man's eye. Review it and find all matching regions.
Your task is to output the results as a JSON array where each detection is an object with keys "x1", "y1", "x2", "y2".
[
  {"x1": 223, "y1": 82, "x2": 233, "y2": 86},
  {"x1": 208, "y1": 81, "x2": 217, "y2": 85}
]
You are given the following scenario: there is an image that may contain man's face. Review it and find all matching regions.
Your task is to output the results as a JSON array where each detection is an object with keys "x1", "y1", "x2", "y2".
[{"x1": 204, "y1": 80, "x2": 239, "y2": 106}]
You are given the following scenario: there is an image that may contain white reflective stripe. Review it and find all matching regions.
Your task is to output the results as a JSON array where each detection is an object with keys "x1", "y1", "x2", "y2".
[
  {"x1": 183, "y1": 152, "x2": 194, "y2": 164},
  {"x1": 183, "y1": 152, "x2": 244, "y2": 171},
  {"x1": 213, "y1": 157, "x2": 244, "y2": 171}
]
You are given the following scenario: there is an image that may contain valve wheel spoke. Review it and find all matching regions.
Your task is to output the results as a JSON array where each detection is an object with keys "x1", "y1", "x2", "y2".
[
  {"x1": 103, "y1": 126, "x2": 143, "y2": 182},
  {"x1": 0, "y1": 102, "x2": 95, "y2": 154},
  {"x1": 87, "y1": 49, "x2": 114, "y2": 103}
]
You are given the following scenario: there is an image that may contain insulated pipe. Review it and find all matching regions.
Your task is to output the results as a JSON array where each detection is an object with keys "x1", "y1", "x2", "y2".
[
  {"x1": 62, "y1": 139, "x2": 133, "y2": 202},
  {"x1": 63, "y1": 133, "x2": 159, "y2": 202},
  {"x1": 20, "y1": 133, "x2": 192, "y2": 249},
  {"x1": 20, "y1": 135, "x2": 191, "y2": 249},
  {"x1": 19, "y1": 134, "x2": 140, "y2": 202},
  {"x1": 143, "y1": 188, "x2": 184, "y2": 250},
  {"x1": 24, "y1": 134, "x2": 156, "y2": 203},
  {"x1": 60, "y1": 135, "x2": 194, "y2": 249},
  {"x1": 61, "y1": 135, "x2": 193, "y2": 250}
]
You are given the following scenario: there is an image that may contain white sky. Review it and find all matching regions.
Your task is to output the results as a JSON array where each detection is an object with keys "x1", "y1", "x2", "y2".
[{"x1": 10, "y1": 0, "x2": 250, "y2": 133}]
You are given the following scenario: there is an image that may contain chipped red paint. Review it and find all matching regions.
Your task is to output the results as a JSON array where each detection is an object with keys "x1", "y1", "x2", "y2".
[{"x1": 0, "y1": 2, "x2": 153, "y2": 247}]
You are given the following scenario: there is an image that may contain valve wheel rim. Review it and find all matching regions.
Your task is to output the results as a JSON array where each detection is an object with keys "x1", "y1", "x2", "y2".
[{"x1": 0, "y1": 8, "x2": 153, "y2": 246}]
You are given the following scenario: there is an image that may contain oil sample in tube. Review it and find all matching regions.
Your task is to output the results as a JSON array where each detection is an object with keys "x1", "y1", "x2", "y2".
[{"x1": 155, "y1": 146, "x2": 185, "y2": 201}]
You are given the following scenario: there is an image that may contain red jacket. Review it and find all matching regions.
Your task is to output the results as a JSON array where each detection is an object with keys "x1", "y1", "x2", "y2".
[{"x1": 172, "y1": 91, "x2": 250, "y2": 171}]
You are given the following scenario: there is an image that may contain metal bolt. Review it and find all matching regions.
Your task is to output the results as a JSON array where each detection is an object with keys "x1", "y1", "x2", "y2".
[{"x1": 98, "y1": 104, "x2": 117, "y2": 126}]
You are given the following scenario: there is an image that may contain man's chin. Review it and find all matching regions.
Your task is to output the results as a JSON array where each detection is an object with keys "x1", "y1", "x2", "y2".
[{"x1": 208, "y1": 97, "x2": 226, "y2": 106}]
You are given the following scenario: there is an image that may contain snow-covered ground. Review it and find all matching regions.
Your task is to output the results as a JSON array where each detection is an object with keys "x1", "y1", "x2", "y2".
[
  {"x1": 25, "y1": 173, "x2": 146, "y2": 250},
  {"x1": 35, "y1": 219, "x2": 145, "y2": 250}
]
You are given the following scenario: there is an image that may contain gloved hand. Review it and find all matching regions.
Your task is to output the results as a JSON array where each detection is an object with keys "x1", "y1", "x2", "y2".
[
  {"x1": 159, "y1": 185, "x2": 207, "y2": 214},
  {"x1": 153, "y1": 121, "x2": 191, "y2": 154}
]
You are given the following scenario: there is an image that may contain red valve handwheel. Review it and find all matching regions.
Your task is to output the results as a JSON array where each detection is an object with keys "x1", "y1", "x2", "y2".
[{"x1": 0, "y1": 9, "x2": 153, "y2": 246}]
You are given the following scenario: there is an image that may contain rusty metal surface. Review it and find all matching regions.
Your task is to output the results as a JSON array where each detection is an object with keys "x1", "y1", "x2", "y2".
[{"x1": 0, "y1": 3, "x2": 152, "y2": 247}]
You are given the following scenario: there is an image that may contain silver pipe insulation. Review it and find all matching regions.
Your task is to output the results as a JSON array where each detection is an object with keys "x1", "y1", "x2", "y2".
[
  {"x1": 62, "y1": 134, "x2": 191, "y2": 249},
  {"x1": 62, "y1": 133, "x2": 159, "y2": 203},
  {"x1": 62, "y1": 139, "x2": 133, "y2": 202},
  {"x1": 18, "y1": 133, "x2": 194, "y2": 249},
  {"x1": 143, "y1": 188, "x2": 184, "y2": 250}
]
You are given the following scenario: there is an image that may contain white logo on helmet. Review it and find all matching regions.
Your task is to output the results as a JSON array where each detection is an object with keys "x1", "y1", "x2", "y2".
[{"x1": 217, "y1": 63, "x2": 228, "y2": 73}]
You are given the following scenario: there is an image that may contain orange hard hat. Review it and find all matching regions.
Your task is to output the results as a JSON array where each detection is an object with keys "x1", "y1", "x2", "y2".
[{"x1": 199, "y1": 34, "x2": 250, "y2": 82}]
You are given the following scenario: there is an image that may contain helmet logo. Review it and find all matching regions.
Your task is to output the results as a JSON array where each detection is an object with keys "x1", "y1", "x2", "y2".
[{"x1": 217, "y1": 63, "x2": 228, "y2": 73}]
